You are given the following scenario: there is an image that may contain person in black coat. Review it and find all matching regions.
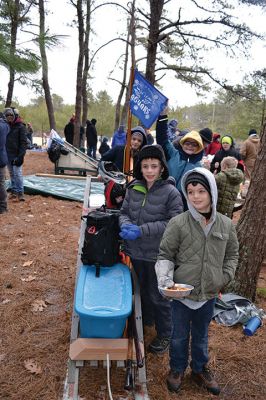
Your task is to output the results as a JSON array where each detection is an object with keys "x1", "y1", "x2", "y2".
[
  {"x1": 99, "y1": 136, "x2": 110, "y2": 156},
  {"x1": 86, "y1": 118, "x2": 97, "y2": 159},
  {"x1": 0, "y1": 114, "x2": 9, "y2": 213},
  {"x1": 210, "y1": 135, "x2": 242, "y2": 174},
  {"x1": 4, "y1": 108, "x2": 28, "y2": 201},
  {"x1": 64, "y1": 117, "x2": 75, "y2": 145}
]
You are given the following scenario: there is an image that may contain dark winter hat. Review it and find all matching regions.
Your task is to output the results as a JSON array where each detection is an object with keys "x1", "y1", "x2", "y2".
[
  {"x1": 199, "y1": 127, "x2": 213, "y2": 144},
  {"x1": 184, "y1": 172, "x2": 211, "y2": 198},
  {"x1": 169, "y1": 119, "x2": 178, "y2": 128},
  {"x1": 248, "y1": 128, "x2": 257, "y2": 136},
  {"x1": 134, "y1": 144, "x2": 169, "y2": 180},
  {"x1": 91, "y1": 118, "x2": 97, "y2": 124},
  {"x1": 3, "y1": 108, "x2": 15, "y2": 118},
  {"x1": 131, "y1": 126, "x2": 147, "y2": 147}
]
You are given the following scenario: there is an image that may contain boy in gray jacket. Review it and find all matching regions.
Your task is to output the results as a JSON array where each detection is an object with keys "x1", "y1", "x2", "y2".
[
  {"x1": 155, "y1": 167, "x2": 239, "y2": 395},
  {"x1": 119, "y1": 145, "x2": 183, "y2": 354}
]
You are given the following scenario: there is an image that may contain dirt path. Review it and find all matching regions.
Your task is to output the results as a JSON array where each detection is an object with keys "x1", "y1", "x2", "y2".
[{"x1": 0, "y1": 151, "x2": 265, "y2": 400}]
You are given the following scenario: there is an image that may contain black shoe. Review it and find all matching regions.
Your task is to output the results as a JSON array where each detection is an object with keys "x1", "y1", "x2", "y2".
[
  {"x1": 18, "y1": 193, "x2": 25, "y2": 201},
  {"x1": 148, "y1": 336, "x2": 170, "y2": 354},
  {"x1": 166, "y1": 370, "x2": 184, "y2": 392},
  {"x1": 191, "y1": 365, "x2": 221, "y2": 395},
  {"x1": 0, "y1": 209, "x2": 8, "y2": 214}
]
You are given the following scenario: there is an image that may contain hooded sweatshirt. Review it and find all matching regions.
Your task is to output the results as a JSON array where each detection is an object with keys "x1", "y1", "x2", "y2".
[
  {"x1": 112, "y1": 126, "x2": 126, "y2": 148},
  {"x1": 155, "y1": 167, "x2": 239, "y2": 303},
  {"x1": 215, "y1": 168, "x2": 244, "y2": 218}
]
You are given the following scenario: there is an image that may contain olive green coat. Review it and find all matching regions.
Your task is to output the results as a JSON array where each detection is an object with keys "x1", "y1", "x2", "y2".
[{"x1": 215, "y1": 168, "x2": 244, "y2": 218}]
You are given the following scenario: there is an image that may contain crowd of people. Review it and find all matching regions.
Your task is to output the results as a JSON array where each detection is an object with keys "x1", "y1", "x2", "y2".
[{"x1": 0, "y1": 104, "x2": 262, "y2": 395}]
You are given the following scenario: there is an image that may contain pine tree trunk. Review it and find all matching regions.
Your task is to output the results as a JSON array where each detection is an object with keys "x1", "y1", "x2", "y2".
[
  {"x1": 39, "y1": 0, "x2": 56, "y2": 130},
  {"x1": 232, "y1": 123, "x2": 266, "y2": 300}
]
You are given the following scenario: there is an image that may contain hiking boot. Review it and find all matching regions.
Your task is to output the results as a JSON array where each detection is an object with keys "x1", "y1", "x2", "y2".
[
  {"x1": 191, "y1": 365, "x2": 221, "y2": 395},
  {"x1": 148, "y1": 336, "x2": 170, "y2": 354},
  {"x1": 166, "y1": 370, "x2": 184, "y2": 393},
  {"x1": 18, "y1": 193, "x2": 25, "y2": 202},
  {"x1": 9, "y1": 192, "x2": 17, "y2": 200}
]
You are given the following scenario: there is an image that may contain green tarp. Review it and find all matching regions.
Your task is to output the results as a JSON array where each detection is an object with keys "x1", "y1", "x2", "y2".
[{"x1": 7, "y1": 175, "x2": 105, "y2": 202}]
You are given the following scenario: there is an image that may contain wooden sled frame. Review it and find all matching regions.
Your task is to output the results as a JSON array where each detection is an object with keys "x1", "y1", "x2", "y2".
[{"x1": 63, "y1": 177, "x2": 149, "y2": 400}]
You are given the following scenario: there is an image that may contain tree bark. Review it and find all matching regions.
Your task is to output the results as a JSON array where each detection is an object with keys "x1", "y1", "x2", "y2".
[
  {"x1": 73, "y1": 0, "x2": 84, "y2": 148},
  {"x1": 232, "y1": 122, "x2": 266, "y2": 300},
  {"x1": 39, "y1": 0, "x2": 56, "y2": 130},
  {"x1": 81, "y1": 0, "x2": 91, "y2": 147},
  {"x1": 5, "y1": 0, "x2": 19, "y2": 107},
  {"x1": 145, "y1": 0, "x2": 164, "y2": 84}
]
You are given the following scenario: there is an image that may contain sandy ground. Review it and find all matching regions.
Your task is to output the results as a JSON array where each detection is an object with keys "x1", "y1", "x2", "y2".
[{"x1": 0, "y1": 151, "x2": 265, "y2": 400}]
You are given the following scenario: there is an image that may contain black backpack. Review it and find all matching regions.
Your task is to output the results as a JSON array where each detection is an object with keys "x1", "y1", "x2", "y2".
[
  {"x1": 81, "y1": 209, "x2": 120, "y2": 267},
  {"x1": 47, "y1": 140, "x2": 69, "y2": 163}
]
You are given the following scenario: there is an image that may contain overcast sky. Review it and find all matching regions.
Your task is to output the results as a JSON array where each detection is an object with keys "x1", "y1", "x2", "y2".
[{"x1": 0, "y1": 0, "x2": 265, "y2": 108}]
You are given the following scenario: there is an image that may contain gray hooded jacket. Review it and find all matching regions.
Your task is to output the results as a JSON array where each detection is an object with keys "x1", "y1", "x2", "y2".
[{"x1": 155, "y1": 167, "x2": 239, "y2": 301}]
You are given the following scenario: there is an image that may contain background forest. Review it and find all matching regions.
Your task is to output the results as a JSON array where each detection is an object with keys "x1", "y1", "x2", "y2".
[{"x1": 0, "y1": 0, "x2": 266, "y2": 142}]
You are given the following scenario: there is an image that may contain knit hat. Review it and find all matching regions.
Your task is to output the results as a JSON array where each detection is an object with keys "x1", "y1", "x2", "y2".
[
  {"x1": 91, "y1": 118, "x2": 97, "y2": 124},
  {"x1": 131, "y1": 126, "x2": 147, "y2": 147},
  {"x1": 221, "y1": 135, "x2": 233, "y2": 145},
  {"x1": 168, "y1": 119, "x2": 178, "y2": 129},
  {"x1": 184, "y1": 172, "x2": 211, "y2": 198},
  {"x1": 134, "y1": 144, "x2": 169, "y2": 180},
  {"x1": 3, "y1": 108, "x2": 15, "y2": 118},
  {"x1": 248, "y1": 128, "x2": 257, "y2": 136},
  {"x1": 199, "y1": 127, "x2": 213, "y2": 144}
]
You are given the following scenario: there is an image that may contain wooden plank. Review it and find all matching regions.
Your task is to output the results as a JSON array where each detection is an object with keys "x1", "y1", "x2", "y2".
[{"x1": 69, "y1": 338, "x2": 143, "y2": 361}]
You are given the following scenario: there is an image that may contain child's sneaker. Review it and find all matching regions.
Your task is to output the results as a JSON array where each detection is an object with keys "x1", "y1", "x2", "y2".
[{"x1": 148, "y1": 336, "x2": 170, "y2": 354}]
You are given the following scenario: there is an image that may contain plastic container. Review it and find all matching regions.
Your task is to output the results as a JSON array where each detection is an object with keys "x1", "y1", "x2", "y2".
[
  {"x1": 243, "y1": 316, "x2": 262, "y2": 336},
  {"x1": 75, "y1": 263, "x2": 132, "y2": 338}
]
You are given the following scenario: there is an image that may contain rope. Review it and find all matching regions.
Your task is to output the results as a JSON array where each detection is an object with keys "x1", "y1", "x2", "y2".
[{"x1": 106, "y1": 353, "x2": 114, "y2": 400}]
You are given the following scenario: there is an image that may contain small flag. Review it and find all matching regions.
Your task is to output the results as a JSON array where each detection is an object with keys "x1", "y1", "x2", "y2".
[{"x1": 130, "y1": 70, "x2": 168, "y2": 128}]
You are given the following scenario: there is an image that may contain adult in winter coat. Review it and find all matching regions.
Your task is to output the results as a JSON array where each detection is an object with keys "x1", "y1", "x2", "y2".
[
  {"x1": 64, "y1": 117, "x2": 75, "y2": 145},
  {"x1": 210, "y1": 135, "x2": 242, "y2": 174},
  {"x1": 111, "y1": 125, "x2": 126, "y2": 148},
  {"x1": 99, "y1": 136, "x2": 110, "y2": 156},
  {"x1": 86, "y1": 118, "x2": 97, "y2": 159},
  {"x1": 240, "y1": 128, "x2": 260, "y2": 180},
  {"x1": 4, "y1": 108, "x2": 28, "y2": 201},
  {"x1": 101, "y1": 126, "x2": 147, "y2": 174},
  {"x1": 119, "y1": 144, "x2": 183, "y2": 354},
  {"x1": 205, "y1": 133, "x2": 221, "y2": 156},
  {"x1": 156, "y1": 113, "x2": 203, "y2": 207},
  {"x1": 155, "y1": 167, "x2": 238, "y2": 395},
  {"x1": 215, "y1": 156, "x2": 244, "y2": 218},
  {"x1": 0, "y1": 114, "x2": 9, "y2": 213}
]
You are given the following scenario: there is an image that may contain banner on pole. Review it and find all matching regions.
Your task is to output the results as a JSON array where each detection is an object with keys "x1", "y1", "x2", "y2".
[{"x1": 129, "y1": 70, "x2": 168, "y2": 128}]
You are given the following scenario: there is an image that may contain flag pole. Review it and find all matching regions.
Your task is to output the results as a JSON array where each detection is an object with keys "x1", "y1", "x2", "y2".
[{"x1": 123, "y1": 66, "x2": 135, "y2": 176}]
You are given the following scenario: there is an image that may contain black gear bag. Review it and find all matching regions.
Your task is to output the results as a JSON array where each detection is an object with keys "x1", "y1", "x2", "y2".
[{"x1": 81, "y1": 209, "x2": 120, "y2": 267}]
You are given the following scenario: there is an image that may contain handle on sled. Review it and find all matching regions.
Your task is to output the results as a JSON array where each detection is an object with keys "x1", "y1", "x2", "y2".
[{"x1": 124, "y1": 315, "x2": 134, "y2": 390}]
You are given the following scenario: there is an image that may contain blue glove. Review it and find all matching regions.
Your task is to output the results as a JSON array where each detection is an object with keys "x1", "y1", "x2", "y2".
[{"x1": 119, "y1": 224, "x2": 142, "y2": 240}]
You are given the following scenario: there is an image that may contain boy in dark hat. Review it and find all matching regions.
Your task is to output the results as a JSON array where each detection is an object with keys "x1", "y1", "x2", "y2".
[
  {"x1": 119, "y1": 145, "x2": 183, "y2": 354},
  {"x1": 155, "y1": 167, "x2": 238, "y2": 395},
  {"x1": 199, "y1": 127, "x2": 213, "y2": 151}
]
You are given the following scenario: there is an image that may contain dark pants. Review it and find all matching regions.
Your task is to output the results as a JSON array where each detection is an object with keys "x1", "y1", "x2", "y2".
[
  {"x1": 131, "y1": 259, "x2": 172, "y2": 338},
  {"x1": 87, "y1": 145, "x2": 96, "y2": 159},
  {"x1": 170, "y1": 298, "x2": 215, "y2": 373}
]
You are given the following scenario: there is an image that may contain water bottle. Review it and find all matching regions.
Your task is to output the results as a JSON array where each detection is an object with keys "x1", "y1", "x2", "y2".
[{"x1": 243, "y1": 316, "x2": 262, "y2": 336}]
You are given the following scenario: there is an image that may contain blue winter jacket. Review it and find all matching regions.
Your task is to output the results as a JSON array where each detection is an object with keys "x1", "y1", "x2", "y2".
[
  {"x1": 156, "y1": 116, "x2": 203, "y2": 192},
  {"x1": 0, "y1": 118, "x2": 9, "y2": 167}
]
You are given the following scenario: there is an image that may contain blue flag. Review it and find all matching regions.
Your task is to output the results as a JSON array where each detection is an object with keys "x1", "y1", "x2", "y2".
[{"x1": 129, "y1": 70, "x2": 168, "y2": 128}]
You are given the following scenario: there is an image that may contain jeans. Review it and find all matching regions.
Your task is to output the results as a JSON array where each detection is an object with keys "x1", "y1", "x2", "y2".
[
  {"x1": 87, "y1": 145, "x2": 96, "y2": 159},
  {"x1": 0, "y1": 166, "x2": 7, "y2": 211},
  {"x1": 7, "y1": 163, "x2": 24, "y2": 194},
  {"x1": 170, "y1": 298, "x2": 215, "y2": 373},
  {"x1": 132, "y1": 259, "x2": 172, "y2": 338}
]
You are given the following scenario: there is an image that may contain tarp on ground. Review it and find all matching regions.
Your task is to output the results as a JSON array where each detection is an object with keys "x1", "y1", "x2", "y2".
[{"x1": 9, "y1": 175, "x2": 105, "y2": 202}]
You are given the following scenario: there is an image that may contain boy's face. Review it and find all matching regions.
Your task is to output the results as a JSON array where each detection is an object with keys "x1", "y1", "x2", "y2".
[
  {"x1": 222, "y1": 142, "x2": 231, "y2": 151},
  {"x1": 141, "y1": 158, "x2": 163, "y2": 185},
  {"x1": 187, "y1": 183, "x2": 211, "y2": 213},
  {"x1": 131, "y1": 135, "x2": 143, "y2": 151}
]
